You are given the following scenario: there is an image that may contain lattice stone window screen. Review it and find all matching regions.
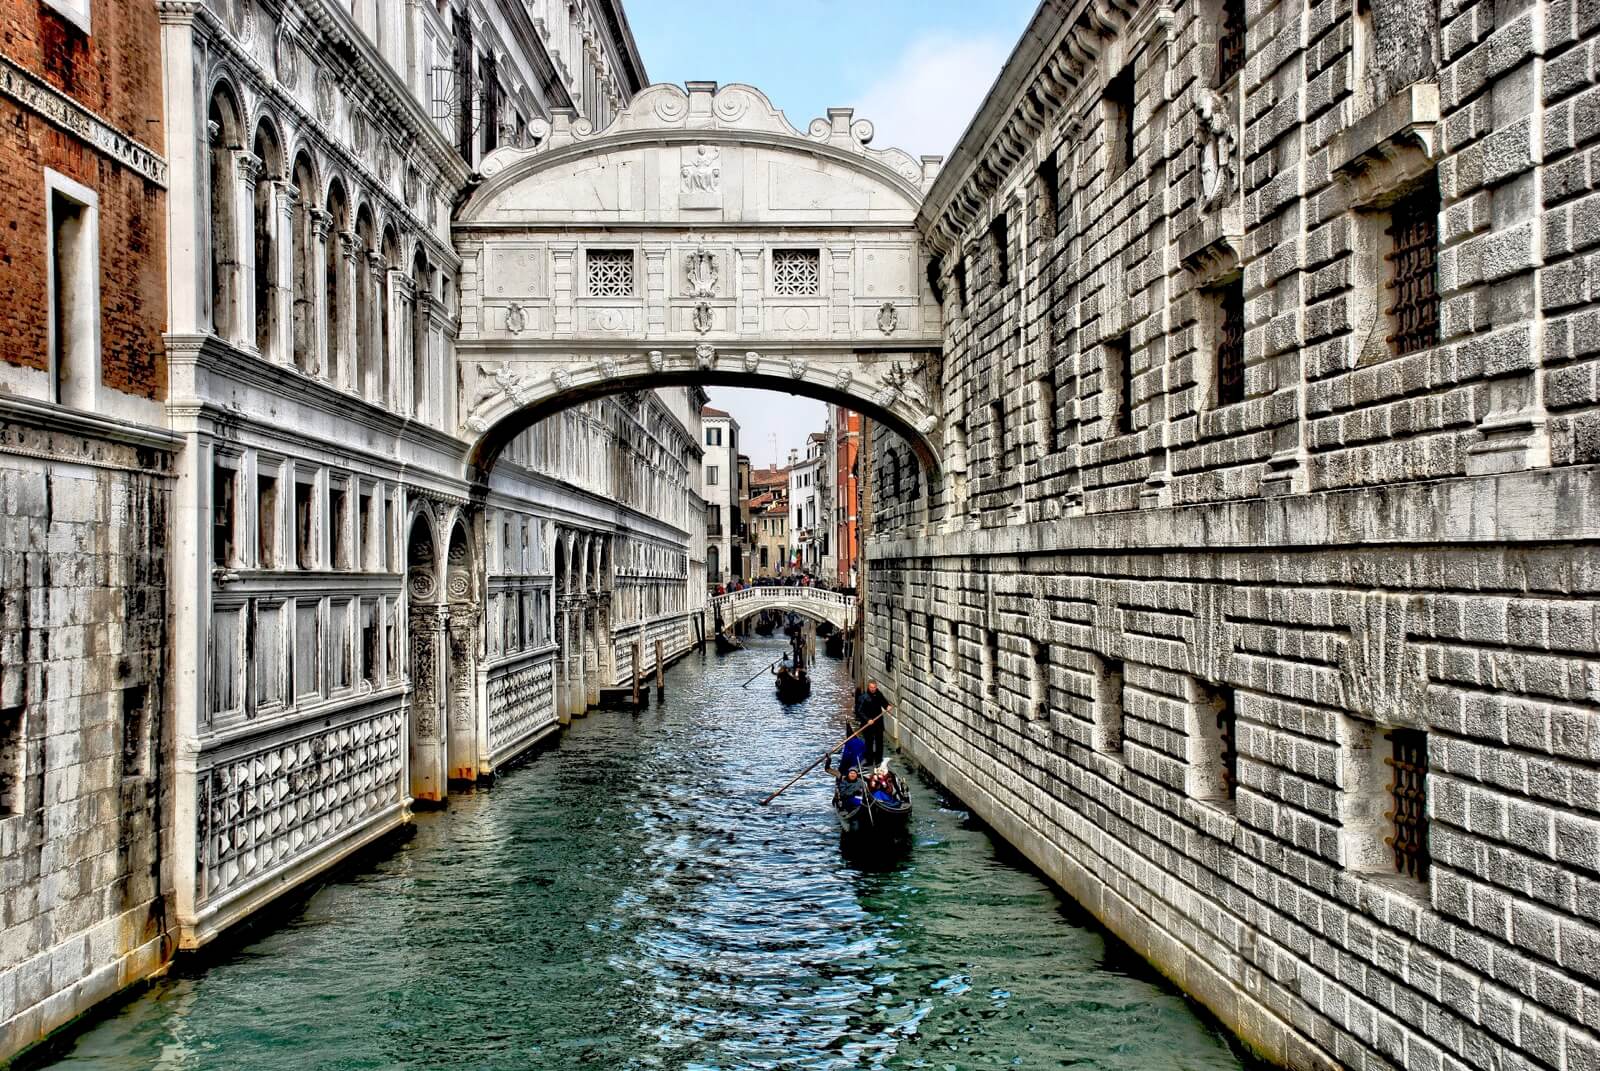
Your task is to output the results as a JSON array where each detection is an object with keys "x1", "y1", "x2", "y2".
[
  {"x1": 586, "y1": 249, "x2": 635, "y2": 297},
  {"x1": 772, "y1": 249, "x2": 821, "y2": 296}
]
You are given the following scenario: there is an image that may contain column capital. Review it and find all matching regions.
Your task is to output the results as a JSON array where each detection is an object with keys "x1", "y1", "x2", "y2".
[
  {"x1": 235, "y1": 151, "x2": 264, "y2": 185},
  {"x1": 309, "y1": 207, "x2": 333, "y2": 239}
]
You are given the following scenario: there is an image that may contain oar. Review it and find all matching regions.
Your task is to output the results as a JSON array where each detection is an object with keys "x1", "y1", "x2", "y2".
[
  {"x1": 759, "y1": 715, "x2": 883, "y2": 806},
  {"x1": 741, "y1": 657, "x2": 783, "y2": 689}
]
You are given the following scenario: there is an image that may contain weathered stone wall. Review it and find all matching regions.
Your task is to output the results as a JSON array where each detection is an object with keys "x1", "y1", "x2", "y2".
[
  {"x1": 871, "y1": 0, "x2": 1600, "y2": 1067},
  {"x1": 0, "y1": 419, "x2": 173, "y2": 1060}
]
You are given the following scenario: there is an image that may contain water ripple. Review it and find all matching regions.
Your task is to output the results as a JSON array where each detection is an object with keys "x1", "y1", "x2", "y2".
[{"x1": 44, "y1": 639, "x2": 1255, "y2": 1071}]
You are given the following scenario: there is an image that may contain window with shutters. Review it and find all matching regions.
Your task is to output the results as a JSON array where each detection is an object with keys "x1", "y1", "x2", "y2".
[
  {"x1": 1386, "y1": 184, "x2": 1440, "y2": 356},
  {"x1": 586, "y1": 249, "x2": 635, "y2": 297},
  {"x1": 772, "y1": 249, "x2": 821, "y2": 296}
]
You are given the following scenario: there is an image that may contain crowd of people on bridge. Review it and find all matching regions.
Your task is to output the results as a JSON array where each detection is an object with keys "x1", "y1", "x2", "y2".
[{"x1": 711, "y1": 574, "x2": 853, "y2": 597}]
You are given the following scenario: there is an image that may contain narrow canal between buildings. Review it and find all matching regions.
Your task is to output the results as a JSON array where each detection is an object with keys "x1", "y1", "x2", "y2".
[{"x1": 45, "y1": 637, "x2": 1257, "y2": 1070}]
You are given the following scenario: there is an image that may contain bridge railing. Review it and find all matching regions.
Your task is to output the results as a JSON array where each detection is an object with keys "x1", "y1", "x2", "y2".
[{"x1": 708, "y1": 586, "x2": 856, "y2": 624}]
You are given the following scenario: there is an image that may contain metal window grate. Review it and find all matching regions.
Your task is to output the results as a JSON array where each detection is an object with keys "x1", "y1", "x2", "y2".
[
  {"x1": 1217, "y1": 0, "x2": 1246, "y2": 83},
  {"x1": 772, "y1": 249, "x2": 821, "y2": 296},
  {"x1": 1384, "y1": 728, "x2": 1430, "y2": 881},
  {"x1": 1216, "y1": 280, "x2": 1246, "y2": 406},
  {"x1": 586, "y1": 249, "x2": 634, "y2": 297},
  {"x1": 1385, "y1": 185, "x2": 1440, "y2": 356},
  {"x1": 1216, "y1": 687, "x2": 1238, "y2": 799}
]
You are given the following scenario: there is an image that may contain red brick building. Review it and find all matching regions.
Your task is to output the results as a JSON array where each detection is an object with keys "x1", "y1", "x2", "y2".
[{"x1": 832, "y1": 406, "x2": 861, "y2": 588}]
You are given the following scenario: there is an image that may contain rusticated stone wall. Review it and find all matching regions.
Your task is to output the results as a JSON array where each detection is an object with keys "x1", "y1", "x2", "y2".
[
  {"x1": 868, "y1": 0, "x2": 1600, "y2": 1065},
  {"x1": 0, "y1": 419, "x2": 173, "y2": 1061}
]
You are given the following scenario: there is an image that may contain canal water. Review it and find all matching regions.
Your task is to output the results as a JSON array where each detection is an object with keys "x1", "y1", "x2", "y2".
[{"x1": 43, "y1": 637, "x2": 1255, "y2": 1070}]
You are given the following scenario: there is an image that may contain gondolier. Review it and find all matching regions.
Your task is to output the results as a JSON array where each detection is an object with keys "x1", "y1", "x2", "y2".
[{"x1": 854, "y1": 680, "x2": 890, "y2": 764}]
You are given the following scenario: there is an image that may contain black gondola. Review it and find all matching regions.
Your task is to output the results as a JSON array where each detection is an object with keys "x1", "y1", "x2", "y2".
[
  {"x1": 753, "y1": 613, "x2": 776, "y2": 636},
  {"x1": 715, "y1": 630, "x2": 741, "y2": 654},
  {"x1": 774, "y1": 665, "x2": 811, "y2": 702},
  {"x1": 824, "y1": 630, "x2": 845, "y2": 658},
  {"x1": 832, "y1": 768, "x2": 912, "y2": 838},
  {"x1": 815, "y1": 620, "x2": 836, "y2": 637}
]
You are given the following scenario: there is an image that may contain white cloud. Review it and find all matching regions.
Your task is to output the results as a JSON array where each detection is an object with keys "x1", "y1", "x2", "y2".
[{"x1": 852, "y1": 32, "x2": 1016, "y2": 159}]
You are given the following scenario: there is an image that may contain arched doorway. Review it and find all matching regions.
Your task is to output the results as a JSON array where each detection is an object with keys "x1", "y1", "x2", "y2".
[
  {"x1": 405, "y1": 513, "x2": 445, "y2": 803},
  {"x1": 707, "y1": 544, "x2": 720, "y2": 585}
]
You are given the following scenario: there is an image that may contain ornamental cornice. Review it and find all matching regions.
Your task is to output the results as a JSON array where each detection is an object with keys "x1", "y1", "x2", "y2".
[
  {"x1": 0, "y1": 54, "x2": 167, "y2": 187},
  {"x1": 918, "y1": 0, "x2": 1144, "y2": 256}
]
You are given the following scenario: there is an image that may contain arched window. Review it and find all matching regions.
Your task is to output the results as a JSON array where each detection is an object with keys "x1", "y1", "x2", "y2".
[
  {"x1": 252, "y1": 120, "x2": 283, "y2": 358},
  {"x1": 353, "y1": 205, "x2": 376, "y2": 398},
  {"x1": 324, "y1": 181, "x2": 348, "y2": 385},
  {"x1": 290, "y1": 152, "x2": 316, "y2": 374},
  {"x1": 207, "y1": 86, "x2": 243, "y2": 339}
]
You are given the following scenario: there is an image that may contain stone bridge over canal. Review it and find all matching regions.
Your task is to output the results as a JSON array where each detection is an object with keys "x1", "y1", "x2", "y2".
[{"x1": 709, "y1": 586, "x2": 857, "y2": 633}]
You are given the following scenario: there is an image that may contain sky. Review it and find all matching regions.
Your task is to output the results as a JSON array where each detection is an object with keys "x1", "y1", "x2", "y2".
[{"x1": 624, "y1": 0, "x2": 1037, "y2": 465}]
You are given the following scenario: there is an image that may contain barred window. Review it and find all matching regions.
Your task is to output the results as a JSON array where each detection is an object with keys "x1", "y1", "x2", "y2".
[
  {"x1": 1385, "y1": 184, "x2": 1439, "y2": 356},
  {"x1": 1215, "y1": 278, "x2": 1246, "y2": 406},
  {"x1": 772, "y1": 249, "x2": 821, "y2": 296},
  {"x1": 1385, "y1": 729, "x2": 1430, "y2": 882},
  {"x1": 1217, "y1": 0, "x2": 1246, "y2": 84},
  {"x1": 586, "y1": 249, "x2": 635, "y2": 297},
  {"x1": 989, "y1": 214, "x2": 1010, "y2": 287}
]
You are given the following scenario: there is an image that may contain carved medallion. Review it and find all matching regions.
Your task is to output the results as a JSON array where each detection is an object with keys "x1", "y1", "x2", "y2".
[
  {"x1": 228, "y1": 0, "x2": 256, "y2": 44},
  {"x1": 693, "y1": 301, "x2": 713, "y2": 334},
  {"x1": 877, "y1": 302, "x2": 899, "y2": 335},
  {"x1": 315, "y1": 70, "x2": 337, "y2": 124},
  {"x1": 351, "y1": 111, "x2": 371, "y2": 160},
  {"x1": 684, "y1": 245, "x2": 718, "y2": 297},
  {"x1": 273, "y1": 27, "x2": 298, "y2": 89},
  {"x1": 506, "y1": 303, "x2": 526, "y2": 335}
]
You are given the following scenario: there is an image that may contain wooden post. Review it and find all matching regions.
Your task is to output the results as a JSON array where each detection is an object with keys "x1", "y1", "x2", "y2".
[
  {"x1": 631, "y1": 640, "x2": 642, "y2": 708},
  {"x1": 655, "y1": 638, "x2": 665, "y2": 697}
]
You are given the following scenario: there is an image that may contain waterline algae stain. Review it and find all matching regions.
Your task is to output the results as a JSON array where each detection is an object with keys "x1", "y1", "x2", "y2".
[{"x1": 42, "y1": 641, "x2": 1255, "y2": 1070}]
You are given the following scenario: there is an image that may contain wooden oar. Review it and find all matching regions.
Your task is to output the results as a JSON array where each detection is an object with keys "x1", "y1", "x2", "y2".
[
  {"x1": 741, "y1": 657, "x2": 783, "y2": 689},
  {"x1": 759, "y1": 715, "x2": 883, "y2": 806}
]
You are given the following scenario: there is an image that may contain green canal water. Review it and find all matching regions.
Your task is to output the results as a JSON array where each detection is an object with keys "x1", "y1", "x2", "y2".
[{"x1": 41, "y1": 637, "x2": 1257, "y2": 1070}]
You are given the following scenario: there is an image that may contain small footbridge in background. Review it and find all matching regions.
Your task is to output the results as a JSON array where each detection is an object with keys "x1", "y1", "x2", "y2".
[{"x1": 709, "y1": 586, "x2": 857, "y2": 633}]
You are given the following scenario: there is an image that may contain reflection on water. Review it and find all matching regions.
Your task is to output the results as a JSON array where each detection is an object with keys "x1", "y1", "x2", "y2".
[{"x1": 42, "y1": 639, "x2": 1256, "y2": 1070}]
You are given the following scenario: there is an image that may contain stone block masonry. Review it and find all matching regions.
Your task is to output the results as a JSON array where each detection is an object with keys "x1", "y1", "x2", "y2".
[
  {"x1": 872, "y1": 0, "x2": 1600, "y2": 1065},
  {"x1": 0, "y1": 416, "x2": 174, "y2": 1062}
]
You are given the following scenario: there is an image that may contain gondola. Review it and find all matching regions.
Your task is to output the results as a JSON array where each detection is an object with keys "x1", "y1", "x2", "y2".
[
  {"x1": 715, "y1": 630, "x2": 742, "y2": 654},
  {"x1": 774, "y1": 666, "x2": 811, "y2": 702},
  {"x1": 824, "y1": 630, "x2": 845, "y2": 659},
  {"x1": 753, "y1": 613, "x2": 776, "y2": 636},
  {"x1": 815, "y1": 620, "x2": 836, "y2": 638},
  {"x1": 833, "y1": 767, "x2": 912, "y2": 838}
]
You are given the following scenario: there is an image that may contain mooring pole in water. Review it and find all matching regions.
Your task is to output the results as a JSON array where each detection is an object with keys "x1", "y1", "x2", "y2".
[
  {"x1": 655, "y1": 638, "x2": 665, "y2": 697},
  {"x1": 632, "y1": 641, "x2": 642, "y2": 708}
]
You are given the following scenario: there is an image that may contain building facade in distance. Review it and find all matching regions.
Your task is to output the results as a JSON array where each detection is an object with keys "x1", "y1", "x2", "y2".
[{"x1": 701, "y1": 405, "x2": 740, "y2": 586}]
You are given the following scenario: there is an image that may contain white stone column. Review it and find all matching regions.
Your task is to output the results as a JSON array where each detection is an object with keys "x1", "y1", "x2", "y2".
[
  {"x1": 367, "y1": 251, "x2": 386, "y2": 404},
  {"x1": 339, "y1": 232, "x2": 360, "y2": 390},
  {"x1": 309, "y1": 209, "x2": 331, "y2": 380},
  {"x1": 159, "y1": 3, "x2": 204, "y2": 335},
  {"x1": 390, "y1": 269, "x2": 414, "y2": 413},
  {"x1": 273, "y1": 182, "x2": 297, "y2": 366},
  {"x1": 234, "y1": 152, "x2": 263, "y2": 351}
]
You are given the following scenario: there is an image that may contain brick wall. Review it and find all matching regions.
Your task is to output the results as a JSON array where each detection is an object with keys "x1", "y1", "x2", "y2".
[
  {"x1": 0, "y1": 0, "x2": 166, "y2": 398},
  {"x1": 871, "y1": 0, "x2": 1600, "y2": 1067}
]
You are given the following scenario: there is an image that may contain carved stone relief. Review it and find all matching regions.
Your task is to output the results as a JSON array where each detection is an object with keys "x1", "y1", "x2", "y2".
[{"x1": 680, "y1": 145, "x2": 721, "y2": 208}]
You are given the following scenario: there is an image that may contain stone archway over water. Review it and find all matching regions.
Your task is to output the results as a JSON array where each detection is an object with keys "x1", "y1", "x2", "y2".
[{"x1": 451, "y1": 81, "x2": 948, "y2": 479}]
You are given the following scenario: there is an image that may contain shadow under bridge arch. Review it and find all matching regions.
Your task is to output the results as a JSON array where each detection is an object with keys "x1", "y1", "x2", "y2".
[{"x1": 451, "y1": 80, "x2": 949, "y2": 479}]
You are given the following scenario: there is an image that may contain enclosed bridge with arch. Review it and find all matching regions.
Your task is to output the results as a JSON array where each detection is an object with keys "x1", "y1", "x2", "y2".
[{"x1": 452, "y1": 80, "x2": 948, "y2": 477}]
